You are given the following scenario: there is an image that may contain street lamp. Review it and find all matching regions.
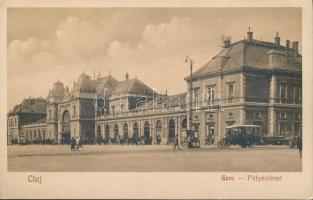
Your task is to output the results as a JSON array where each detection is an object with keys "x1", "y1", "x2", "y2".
[{"x1": 185, "y1": 56, "x2": 196, "y2": 148}]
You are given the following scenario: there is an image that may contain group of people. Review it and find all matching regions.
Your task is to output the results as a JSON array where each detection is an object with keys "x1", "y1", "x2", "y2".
[{"x1": 70, "y1": 136, "x2": 82, "y2": 151}]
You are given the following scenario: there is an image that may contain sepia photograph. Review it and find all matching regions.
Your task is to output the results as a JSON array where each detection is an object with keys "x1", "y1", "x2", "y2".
[
  {"x1": 6, "y1": 7, "x2": 303, "y2": 172},
  {"x1": 1, "y1": 0, "x2": 312, "y2": 199}
]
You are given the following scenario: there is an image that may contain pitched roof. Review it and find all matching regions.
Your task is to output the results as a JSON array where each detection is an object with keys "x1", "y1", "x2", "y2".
[
  {"x1": 113, "y1": 78, "x2": 155, "y2": 96},
  {"x1": 94, "y1": 75, "x2": 119, "y2": 95},
  {"x1": 10, "y1": 98, "x2": 47, "y2": 115},
  {"x1": 189, "y1": 39, "x2": 302, "y2": 80}
]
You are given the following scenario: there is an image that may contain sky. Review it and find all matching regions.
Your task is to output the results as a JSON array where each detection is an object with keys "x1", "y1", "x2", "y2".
[{"x1": 7, "y1": 7, "x2": 301, "y2": 109}]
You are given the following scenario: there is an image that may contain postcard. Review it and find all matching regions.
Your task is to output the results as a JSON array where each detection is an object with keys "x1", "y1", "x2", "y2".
[{"x1": 0, "y1": 0, "x2": 312, "y2": 199}]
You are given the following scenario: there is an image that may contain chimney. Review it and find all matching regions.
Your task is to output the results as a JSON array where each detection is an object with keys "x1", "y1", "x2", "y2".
[
  {"x1": 222, "y1": 35, "x2": 231, "y2": 48},
  {"x1": 275, "y1": 32, "x2": 280, "y2": 47},
  {"x1": 286, "y1": 40, "x2": 290, "y2": 49},
  {"x1": 125, "y1": 72, "x2": 129, "y2": 80},
  {"x1": 292, "y1": 41, "x2": 298, "y2": 56},
  {"x1": 247, "y1": 27, "x2": 253, "y2": 41}
]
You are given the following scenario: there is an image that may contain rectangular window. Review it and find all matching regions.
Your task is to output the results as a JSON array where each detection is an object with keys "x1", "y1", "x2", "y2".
[
  {"x1": 193, "y1": 87, "x2": 200, "y2": 108},
  {"x1": 280, "y1": 112, "x2": 287, "y2": 119},
  {"x1": 278, "y1": 123, "x2": 286, "y2": 136},
  {"x1": 254, "y1": 112, "x2": 262, "y2": 120},
  {"x1": 279, "y1": 81, "x2": 287, "y2": 104},
  {"x1": 294, "y1": 113, "x2": 301, "y2": 120},
  {"x1": 228, "y1": 113, "x2": 233, "y2": 119},
  {"x1": 49, "y1": 110, "x2": 52, "y2": 119},
  {"x1": 294, "y1": 86, "x2": 301, "y2": 104},
  {"x1": 207, "y1": 85, "x2": 215, "y2": 105},
  {"x1": 73, "y1": 106, "x2": 76, "y2": 117},
  {"x1": 227, "y1": 82, "x2": 234, "y2": 103},
  {"x1": 208, "y1": 113, "x2": 214, "y2": 119}
]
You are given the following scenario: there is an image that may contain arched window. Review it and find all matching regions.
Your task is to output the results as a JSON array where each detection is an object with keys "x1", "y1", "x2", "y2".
[
  {"x1": 72, "y1": 105, "x2": 76, "y2": 117},
  {"x1": 156, "y1": 120, "x2": 162, "y2": 136},
  {"x1": 105, "y1": 125, "x2": 110, "y2": 139},
  {"x1": 133, "y1": 122, "x2": 139, "y2": 138},
  {"x1": 168, "y1": 119, "x2": 176, "y2": 143},
  {"x1": 144, "y1": 121, "x2": 151, "y2": 145},
  {"x1": 97, "y1": 125, "x2": 102, "y2": 139},
  {"x1": 61, "y1": 110, "x2": 71, "y2": 144},
  {"x1": 114, "y1": 124, "x2": 119, "y2": 139},
  {"x1": 123, "y1": 123, "x2": 128, "y2": 139}
]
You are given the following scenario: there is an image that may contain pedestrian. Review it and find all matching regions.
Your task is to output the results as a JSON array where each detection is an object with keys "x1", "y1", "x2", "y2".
[
  {"x1": 187, "y1": 134, "x2": 192, "y2": 148},
  {"x1": 76, "y1": 136, "x2": 82, "y2": 151},
  {"x1": 205, "y1": 133, "x2": 210, "y2": 146},
  {"x1": 297, "y1": 134, "x2": 302, "y2": 159},
  {"x1": 194, "y1": 131, "x2": 200, "y2": 147},
  {"x1": 70, "y1": 137, "x2": 76, "y2": 151},
  {"x1": 156, "y1": 134, "x2": 161, "y2": 145},
  {"x1": 173, "y1": 134, "x2": 180, "y2": 151}
]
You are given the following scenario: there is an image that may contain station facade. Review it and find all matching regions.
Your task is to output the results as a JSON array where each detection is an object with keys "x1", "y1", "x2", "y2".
[{"x1": 7, "y1": 30, "x2": 302, "y2": 145}]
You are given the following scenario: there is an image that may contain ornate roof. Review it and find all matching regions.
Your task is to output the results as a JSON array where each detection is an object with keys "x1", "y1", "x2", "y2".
[
  {"x1": 72, "y1": 72, "x2": 95, "y2": 93},
  {"x1": 94, "y1": 75, "x2": 119, "y2": 96},
  {"x1": 47, "y1": 81, "x2": 65, "y2": 102}
]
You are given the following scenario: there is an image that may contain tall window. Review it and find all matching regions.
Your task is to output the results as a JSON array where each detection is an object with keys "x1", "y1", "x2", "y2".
[
  {"x1": 72, "y1": 105, "x2": 76, "y2": 117},
  {"x1": 207, "y1": 85, "x2": 215, "y2": 105},
  {"x1": 279, "y1": 81, "x2": 287, "y2": 104},
  {"x1": 193, "y1": 87, "x2": 200, "y2": 108},
  {"x1": 49, "y1": 110, "x2": 52, "y2": 119},
  {"x1": 294, "y1": 86, "x2": 301, "y2": 104},
  {"x1": 227, "y1": 82, "x2": 234, "y2": 103}
]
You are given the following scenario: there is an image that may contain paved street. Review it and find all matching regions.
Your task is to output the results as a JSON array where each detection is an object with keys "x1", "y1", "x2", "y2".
[{"x1": 7, "y1": 145, "x2": 302, "y2": 172}]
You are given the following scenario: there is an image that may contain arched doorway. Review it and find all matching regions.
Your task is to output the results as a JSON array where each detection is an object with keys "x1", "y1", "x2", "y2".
[
  {"x1": 123, "y1": 123, "x2": 129, "y2": 144},
  {"x1": 156, "y1": 120, "x2": 162, "y2": 144},
  {"x1": 168, "y1": 119, "x2": 176, "y2": 144},
  {"x1": 144, "y1": 121, "x2": 151, "y2": 144},
  {"x1": 42, "y1": 130, "x2": 46, "y2": 141},
  {"x1": 61, "y1": 110, "x2": 71, "y2": 144},
  {"x1": 133, "y1": 122, "x2": 139, "y2": 139},
  {"x1": 96, "y1": 125, "x2": 102, "y2": 144},
  {"x1": 114, "y1": 124, "x2": 119, "y2": 144},
  {"x1": 105, "y1": 125, "x2": 110, "y2": 144}
]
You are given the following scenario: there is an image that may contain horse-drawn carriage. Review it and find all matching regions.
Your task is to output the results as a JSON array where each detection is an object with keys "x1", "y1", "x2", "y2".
[{"x1": 218, "y1": 125, "x2": 263, "y2": 148}]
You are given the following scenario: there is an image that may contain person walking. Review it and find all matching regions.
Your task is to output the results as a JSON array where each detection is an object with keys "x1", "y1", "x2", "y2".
[
  {"x1": 173, "y1": 134, "x2": 180, "y2": 151},
  {"x1": 156, "y1": 134, "x2": 161, "y2": 145},
  {"x1": 205, "y1": 133, "x2": 210, "y2": 146},
  {"x1": 297, "y1": 134, "x2": 302, "y2": 159},
  {"x1": 70, "y1": 137, "x2": 76, "y2": 151},
  {"x1": 76, "y1": 136, "x2": 82, "y2": 151}
]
